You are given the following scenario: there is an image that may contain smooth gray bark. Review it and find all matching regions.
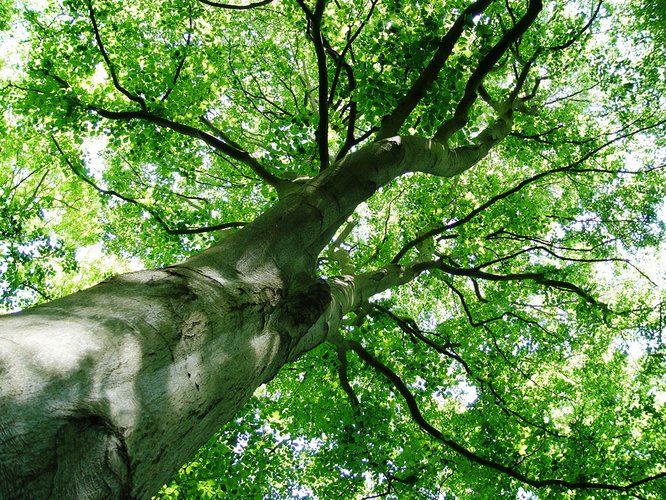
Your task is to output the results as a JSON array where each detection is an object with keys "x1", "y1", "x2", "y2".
[{"x1": 0, "y1": 134, "x2": 495, "y2": 498}]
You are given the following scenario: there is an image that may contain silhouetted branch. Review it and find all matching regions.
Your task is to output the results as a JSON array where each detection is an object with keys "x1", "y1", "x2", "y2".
[
  {"x1": 86, "y1": 0, "x2": 147, "y2": 110},
  {"x1": 472, "y1": 244, "x2": 657, "y2": 286},
  {"x1": 373, "y1": 301, "x2": 566, "y2": 438},
  {"x1": 543, "y1": 83, "x2": 599, "y2": 106},
  {"x1": 348, "y1": 339, "x2": 666, "y2": 492},
  {"x1": 549, "y1": 1, "x2": 603, "y2": 51},
  {"x1": 19, "y1": 281, "x2": 53, "y2": 301},
  {"x1": 89, "y1": 106, "x2": 288, "y2": 188},
  {"x1": 296, "y1": 0, "x2": 330, "y2": 170},
  {"x1": 51, "y1": 136, "x2": 246, "y2": 236},
  {"x1": 434, "y1": 257, "x2": 600, "y2": 305},
  {"x1": 198, "y1": 0, "x2": 273, "y2": 9},
  {"x1": 377, "y1": 0, "x2": 494, "y2": 140},
  {"x1": 162, "y1": 3, "x2": 194, "y2": 102},
  {"x1": 336, "y1": 346, "x2": 361, "y2": 415}
]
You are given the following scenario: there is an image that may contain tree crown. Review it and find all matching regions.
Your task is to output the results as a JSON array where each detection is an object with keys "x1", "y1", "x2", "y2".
[{"x1": 1, "y1": 0, "x2": 665, "y2": 497}]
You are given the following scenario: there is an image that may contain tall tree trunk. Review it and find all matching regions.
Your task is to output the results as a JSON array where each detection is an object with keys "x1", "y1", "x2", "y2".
[
  {"x1": 0, "y1": 137, "x2": 483, "y2": 498},
  {"x1": 1, "y1": 258, "x2": 288, "y2": 498},
  {"x1": 0, "y1": 200, "x2": 334, "y2": 498}
]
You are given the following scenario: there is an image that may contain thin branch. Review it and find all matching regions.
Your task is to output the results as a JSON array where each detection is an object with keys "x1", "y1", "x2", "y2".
[
  {"x1": 320, "y1": 34, "x2": 358, "y2": 161},
  {"x1": 478, "y1": 84, "x2": 501, "y2": 111},
  {"x1": 504, "y1": 0, "x2": 517, "y2": 25},
  {"x1": 373, "y1": 302, "x2": 566, "y2": 438},
  {"x1": 443, "y1": 281, "x2": 555, "y2": 340},
  {"x1": 351, "y1": 125, "x2": 379, "y2": 147},
  {"x1": 19, "y1": 281, "x2": 53, "y2": 301},
  {"x1": 549, "y1": 0, "x2": 603, "y2": 52},
  {"x1": 509, "y1": 49, "x2": 540, "y2": 103},
  {"x1": 51, "y1": 136, "x2": 246, "y2": 236},
  {"x1": 199, "y1": 115, "x2": 245, "y2": 151},
  {"x1": 86, "y1": 0, "x2": 146, "y2": 110},
  {"x1": 348, "y1": 339, "x2": 666, "y2": 493},
  {"x1": 372, "y1": 305, "x2": 459, "y2": 352},
  {"x1": 485, "y1": 228, "x2": 617, "y2": 253},
  {"x1": 473, "y1": 244, "x2": 658, "y2": 287},
  {"x1": 393, "y1": 118, "x2": 666, "y2": 262},
  {"x1": 335, "y1": 101, "x2": 358, "y2": 161},
  {"x1": 60, "y1": 22, "x2": 288, "y2": 192},
  {"x1": 434, "y1": 257, "x2": 600, "y2": 306},
  {"x1": 248, "y1": 73, "x2": 293, "y2": 116},
  {"x1": 89, "y1": 105, "x2": 287, "y2": 188},
  {"x1": 543, "y1": 83, "x2": 599, "y2": 106},
  {"x1": 162, "y1": 3, "x2": 194, "y2": 102},
  {"x1": 225, "y1": 48, "x2": 284, "y2": 124},
  {"x1": 328, "y1": 0, "x2": 380, "y2": 160},
  {"x1": 198, "y1": 0, "x2": 273, "y2": 9},
  {"x1": 328, "y1": 26, "x2": 357, "y2": 105}
]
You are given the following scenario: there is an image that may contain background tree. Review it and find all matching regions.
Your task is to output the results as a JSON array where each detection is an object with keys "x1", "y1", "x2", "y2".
[{"x1": 0, "y1": 0, "x2": 664, "y2": 498}]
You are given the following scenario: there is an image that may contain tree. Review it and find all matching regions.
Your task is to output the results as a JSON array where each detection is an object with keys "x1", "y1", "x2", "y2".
[{"x1": 0, "y1": 0, "x2": 664, "y2": 497}]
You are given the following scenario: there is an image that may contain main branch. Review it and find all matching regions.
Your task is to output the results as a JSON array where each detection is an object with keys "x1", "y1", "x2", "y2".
[
  {"x1": 377, "y1": 0, "x2": 494, "y2": 140},
  {"x1": 434, "y1": 0, "x2": 543, "y2": 143}
]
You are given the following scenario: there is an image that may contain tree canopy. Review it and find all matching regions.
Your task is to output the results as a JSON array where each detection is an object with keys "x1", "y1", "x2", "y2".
[{"x1": 1, "y1": 0, "x2": 665, "y2": 497}]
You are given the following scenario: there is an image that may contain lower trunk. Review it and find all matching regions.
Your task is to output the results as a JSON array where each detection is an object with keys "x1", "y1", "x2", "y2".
[
  {"x1": 0, "y1": 137, "x2": 446, "y2": 498},
  {"x1": 0, "y1": 252, "x2": 322, "y2": 498}
]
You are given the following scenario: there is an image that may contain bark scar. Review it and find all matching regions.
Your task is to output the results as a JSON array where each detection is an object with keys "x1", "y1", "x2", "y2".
[{"x1": 267, "y1": 280, "x2": 332, "y2": 359}]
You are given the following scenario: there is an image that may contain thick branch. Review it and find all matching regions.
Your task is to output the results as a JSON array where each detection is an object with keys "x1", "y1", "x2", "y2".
[
  {"x1": 320, "y1": 33, "x2": 358, "y2": 161},
  {"x1": 336, "y1": 346, "x2": 361, "y2": 414},
  {"x1": 377, "y1": 0, "x2": 494, "y2": 140},
  {"x1": 434, "y1": 0, "x2": 543, "y2": 143},
  {"x1": 328, "y1": 261, "x2": 431, "y2": 314},
  {"x1": 297, "y1": 0, "x2": 330, "y2": 171}
]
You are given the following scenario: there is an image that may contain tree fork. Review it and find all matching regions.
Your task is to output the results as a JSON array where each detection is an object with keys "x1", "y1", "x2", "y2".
[
  {"x1": 0, "y1": 125, "x2": 555, "y2": 498},
  {"x1": 0, "y1": 138, "x2": 421, "y2": 498}
]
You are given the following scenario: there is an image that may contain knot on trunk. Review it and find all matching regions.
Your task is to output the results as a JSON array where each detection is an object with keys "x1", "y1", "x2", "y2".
[
  {"x1": 282, "y1": 280, "x2": 331, "y2": 331},
  {"x1": 267, "y1": 280, "x2": 331, "y2": 345},
  {"x1": 51, "y1": 414, "x2": 132, "y2": 499}
]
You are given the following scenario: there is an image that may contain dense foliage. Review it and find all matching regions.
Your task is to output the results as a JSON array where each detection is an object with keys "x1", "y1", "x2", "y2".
[{"x1": 1, "y1": 0, "x2": 664, "y2": 497}]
